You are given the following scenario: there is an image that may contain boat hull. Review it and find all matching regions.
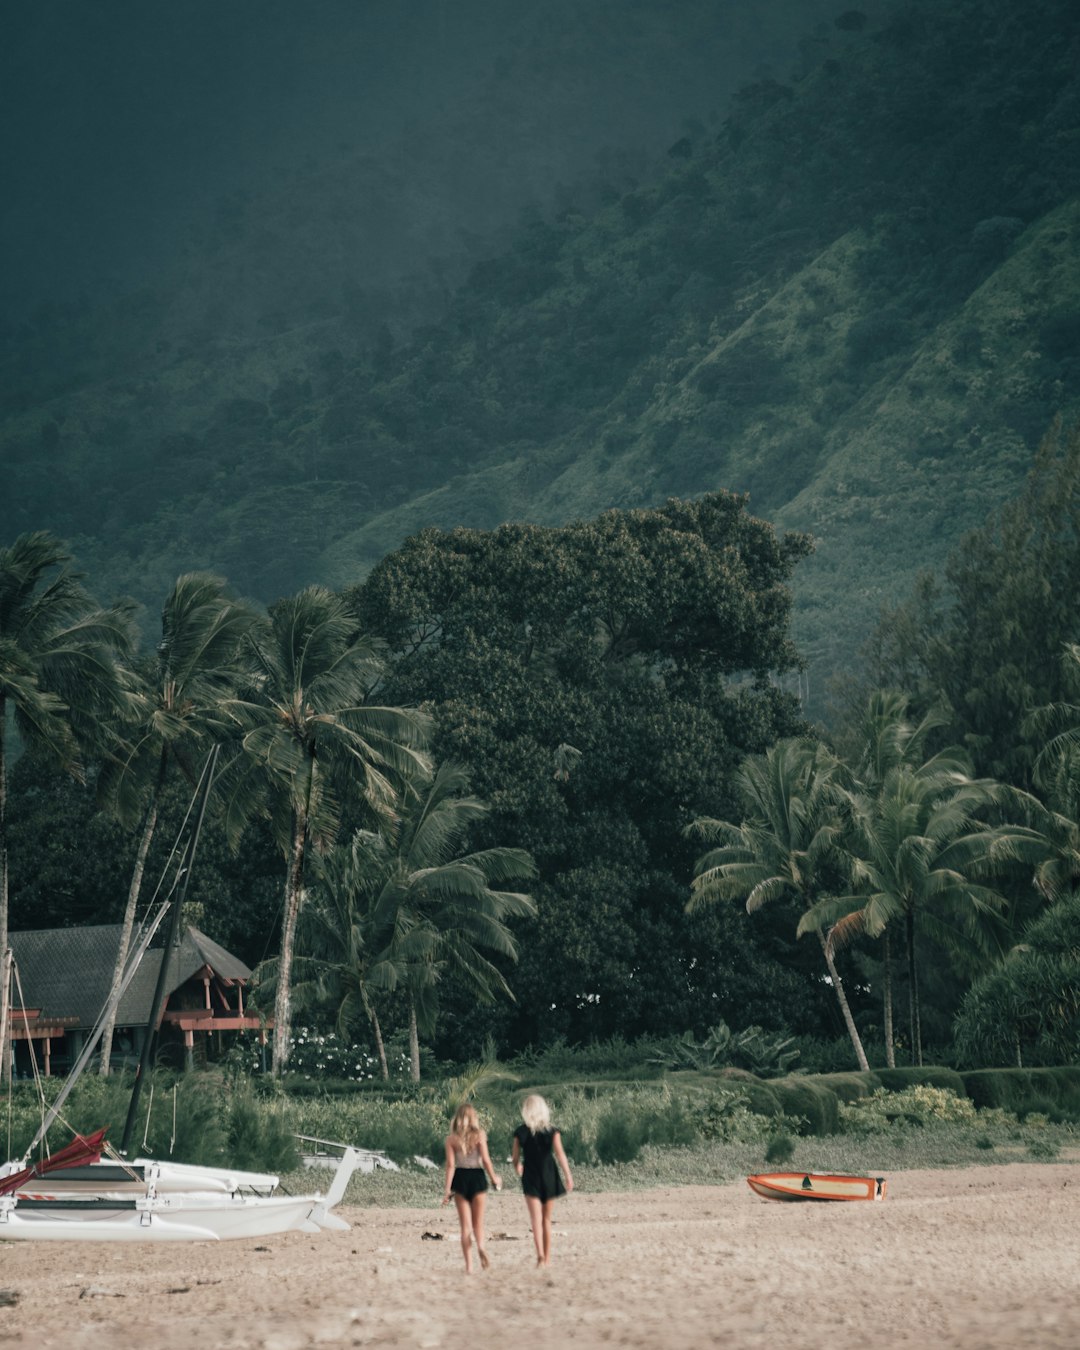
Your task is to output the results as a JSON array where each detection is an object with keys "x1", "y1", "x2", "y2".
[
  {"x1": 0, "y1": 1147, "x2": 363, "y2": 1240},
  {"x1": 747, "y1": 1172, "x2": 887, "y2": 1202},
  {"x1": 7, "y1": 1158, "x2": 280, "y2": 1197}
]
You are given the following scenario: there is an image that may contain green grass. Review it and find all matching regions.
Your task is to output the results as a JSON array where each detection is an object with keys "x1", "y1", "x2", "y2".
[{"x1": 9, "y1": 1062, "x2": 1077, "y2": 1207}]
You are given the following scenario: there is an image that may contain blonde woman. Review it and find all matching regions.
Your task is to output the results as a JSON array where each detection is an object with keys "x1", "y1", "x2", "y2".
[
  {"x1": 511, "y1": 1094, "x2": 573, "y2": 1267},
  {"x1": 442, "y1": 1103, "x2": 502, "y2": 1273}
]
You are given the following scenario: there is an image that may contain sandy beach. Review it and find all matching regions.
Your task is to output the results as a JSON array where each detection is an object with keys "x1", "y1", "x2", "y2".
[{"x1": 1, "y1": 1163, "x2": 1078, "y2": 1349}]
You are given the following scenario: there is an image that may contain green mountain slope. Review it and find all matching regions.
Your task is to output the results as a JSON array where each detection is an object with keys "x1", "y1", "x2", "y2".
[{"x1": 5, "y1": 0, "x2": 1079, "y2": 704}]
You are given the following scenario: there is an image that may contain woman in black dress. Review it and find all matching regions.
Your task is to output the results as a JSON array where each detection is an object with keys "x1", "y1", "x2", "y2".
[
  {"x1": 511, "y1": 1093, "x2": 574, "y2": 1267},
  {"x1": 442, "y1": 1103, "x2": 502, "y2": 1273}
]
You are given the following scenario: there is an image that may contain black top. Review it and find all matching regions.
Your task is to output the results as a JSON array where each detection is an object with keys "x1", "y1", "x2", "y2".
[{"x1": 513, "y1": 1124, "x2": 566, "y2": 1201}]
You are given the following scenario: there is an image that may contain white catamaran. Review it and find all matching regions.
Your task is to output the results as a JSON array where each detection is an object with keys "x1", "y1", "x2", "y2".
[{"x1": 0, "y1": 749, "x2": 363, "y2": 1241}]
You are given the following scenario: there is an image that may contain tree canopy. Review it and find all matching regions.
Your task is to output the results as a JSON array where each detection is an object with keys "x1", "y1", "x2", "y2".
[{"x1": 350, "y1": 494, "x2": 819, "y2": 1047}]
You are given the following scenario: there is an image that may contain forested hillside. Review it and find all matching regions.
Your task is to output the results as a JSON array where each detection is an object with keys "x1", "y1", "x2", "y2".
[{"x1": 4, "y1": 0, "x2": 1079, "y2": 701}]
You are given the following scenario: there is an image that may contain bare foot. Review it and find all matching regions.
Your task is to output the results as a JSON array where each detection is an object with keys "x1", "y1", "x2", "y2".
[{"x1": 478, "y1": 1248, "x2": 490, "y2": 1270}]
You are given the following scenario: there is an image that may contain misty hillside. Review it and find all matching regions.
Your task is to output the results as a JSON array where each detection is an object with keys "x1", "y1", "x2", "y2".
[{"x1": 4, "y1": 0, "x2": 1079, "y2": 703}]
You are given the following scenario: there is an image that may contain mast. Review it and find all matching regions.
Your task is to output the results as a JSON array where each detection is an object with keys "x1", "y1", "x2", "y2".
[
  {"x1": 119, "y1": 744, "x2": 219, "y2": 1155},
  {"x1": 0, "y1": 948, "x2": 11, "y2": 1086}
]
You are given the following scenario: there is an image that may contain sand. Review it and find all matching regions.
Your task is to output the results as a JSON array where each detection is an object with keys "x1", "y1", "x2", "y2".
[{"x1": 1, "y1": 1163, "x2": 1078, "y2": 1349}]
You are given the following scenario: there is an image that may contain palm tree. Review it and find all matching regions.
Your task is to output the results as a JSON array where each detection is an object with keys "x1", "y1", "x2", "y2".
[
  {"x1": 1027, "y1": 643, "x2": 1080, "y2": 795},
  {"x1": 686, "y1": 738, "x2": 871, "y2": 1072},
  {"x1": 0, "y1": 532, "x2": 134, "y2": 963},
  {"x1": 1024, "y1": 648, "x2": 1080, "y2": 901},
  {"x1": 221, "y1": 586, "x2": 430, "y2": 1076},
  {"x1": 95, "y1": 573, "x2": 260, "y2": 1074},
  {"x1": 359, "y1": 761, "x2": 537, "y2": 1081},
  {"x1": 284, "y1": 834, "x2": 402, "y2": 1079},
  {"x1": 806, "y1": 696, "x2": 1044, "y2": 1065},
  {"x1": 833, "y1": 691, "x2": 955, "y2": 1066}
]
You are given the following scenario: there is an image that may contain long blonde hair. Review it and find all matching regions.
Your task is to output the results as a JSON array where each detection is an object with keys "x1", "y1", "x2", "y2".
[
  {"x1": 520, "y1": 1094, "x2": 551, "y2": 1134},
  {"x1": 450, "y1": 1103, "x2": 482, "y2": 1153}
]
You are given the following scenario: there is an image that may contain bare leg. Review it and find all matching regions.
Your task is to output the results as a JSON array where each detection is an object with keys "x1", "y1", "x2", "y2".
[
  {"x1": 453, "y1": 1194, "x2": 474, "y2": 1273},
  {"x1": 524, "y1": 1194, "x2": 545, "y2": 1265},
  {"x1": 541, "y1": 1199, "x2": 556, "y2": 1266},
  {"x1": 471, "y1": 1192, "x2": 489, "y2": 1269}
]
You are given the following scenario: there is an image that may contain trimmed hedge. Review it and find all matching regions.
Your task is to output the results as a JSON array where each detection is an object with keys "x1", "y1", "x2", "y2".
[
  {"x1": 768, "y1": 1077, "x2": 841, "y2": 1136},
  {"x1": 808, "y1": 1072, "x2": 882, "y2": 1104},
  {"x1": 744, "y1": 1066, "x2": 1080, "y2": 1134},
  {"x1": 874, "y1": 1067, "x2": 967, "y2": 1096},
  {"x1": 960, "y1": 1067, "x2": 1080, "y2": 1120}
]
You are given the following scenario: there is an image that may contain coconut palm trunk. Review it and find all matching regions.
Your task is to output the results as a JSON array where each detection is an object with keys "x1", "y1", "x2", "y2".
[
  {"x1": 815, "y1": 926, "x2": 870, "y2": 1071},
  {"x1": 882, "y1": 929, "x2": 896, "y2": 1069},
  {"x1": 99, "y1": 749, "x2": 168, "y2": 1076},
  {"x1": 407, "y1": 998, "x2": 421, "y2": 1083},
  {"x1": 273, "y1": 808, "x2": 309, "y2": 1076},
  {"x1": 358, "y1": 980, "x2": 389, "y2": 1079},
  {"x1": 905, "y1": 909, "x2": 922, "y2": 1066}
]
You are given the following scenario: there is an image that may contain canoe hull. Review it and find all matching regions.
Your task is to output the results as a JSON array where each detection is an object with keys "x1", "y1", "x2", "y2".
[{"x1": 747, "y1": 1172, "x2": 887, "y2": 1202}]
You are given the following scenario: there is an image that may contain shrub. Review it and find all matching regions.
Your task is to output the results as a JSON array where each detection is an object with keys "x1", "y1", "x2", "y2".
[
  {"x1": 594, "y1": 1110, "x2": 646, "y2": 1164},
  {"x1": 695, "y1": 1090, "x2": 752, "y2": 1140},
  {"x1": 839, "y1": 1085, "x2": 978, "y2": 1134},
  {"x1": 651, "y1": 1023, "x2": 799, "y2": 1077},
  {"x1": 791, "y1": 1037, "x2": 867, "y2": 1075},
  {"x1": 765, "y1": 1134, "x2": 796, "y2": 1165},
  {"x1": 954, "y1": 897, "x2": 1080, "y2": 1067}
]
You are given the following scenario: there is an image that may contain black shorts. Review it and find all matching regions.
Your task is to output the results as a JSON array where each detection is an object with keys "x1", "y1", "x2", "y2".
[
  {"x1": 450, "y1": 1168, "x2": 488, "y2": 1200},
  {"x1": 522, "y1": 1173, "x2": 565, "y2": 1203}
]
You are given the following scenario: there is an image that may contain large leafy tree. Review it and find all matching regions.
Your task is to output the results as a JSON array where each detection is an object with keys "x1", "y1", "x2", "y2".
[
  {"x1": 687, "y1": 737, "x2": 871, "y2": 1071},
  {"x1": 222, "y1": 586, "x2": 430, "y2": 1076},
  {"x1": 861, "y1": 421, "x2": 1080, "y2": 789},
  {"x1": 351, "y1": 495, "x2": 815, "y2": 1047},
  {"x1": 0, "y1": 532, "x2": 134, "y2": 963},
  {"x1": 95, "y1": 573, "x2": 259, "y2": 1074}
]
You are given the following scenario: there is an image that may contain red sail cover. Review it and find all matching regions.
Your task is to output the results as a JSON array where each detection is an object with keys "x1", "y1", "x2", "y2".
[{"x1": 0, "y1": 1127, "x2": 109, "y2": 1196}]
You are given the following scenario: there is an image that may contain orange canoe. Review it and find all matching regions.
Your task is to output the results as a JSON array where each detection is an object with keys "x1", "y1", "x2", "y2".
[{"x1": 747, "y1": 1172, "x2": 887, "y2": 1202}]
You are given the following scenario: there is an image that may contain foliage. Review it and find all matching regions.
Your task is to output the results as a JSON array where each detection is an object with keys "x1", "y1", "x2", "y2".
[
  {"x1": 959, "y1": 1066, "x2": 1080, "y2": 1121},
  {"x1": 838, "y1": 1084, "x2": 979, "y2": 1133},
  {"x1": 688, "y1": 737, "x2": 871, "y2": 1069},
  {"x1": 807, "y1": 690, "x2": 1047, "y2": 1067},
  {"x1": 953, "y1": 895, "x2": 1080, "y2": 1067},
  {"x1": 94, "y1": 571, "x2": 259, "y2": 1074},
  {"x1": 353, "y1": 497, "x2": 813, "y2": 1049},
  {"x1": 226, "y1": 1079, "x2": 299, "y2": 1173},
  {"x1": 220, "y1": 584, "x2": 430, "y2": 1074},
  {"x1": 0, "y1": 531, "x2": 135, "y2": 956},
  {"x1": 651, "y1": 1021, "x2": 799, "y2": 1077},
  {"x1": 866, "y1": 422, "x2": 1080, "y2": 792},
  {"x1": 764, "y1": 1133, "x2": 796, "y2": 1164},
  {"x1": 225, "y1": 1027, "x2": 408, "y2": 1082}
]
